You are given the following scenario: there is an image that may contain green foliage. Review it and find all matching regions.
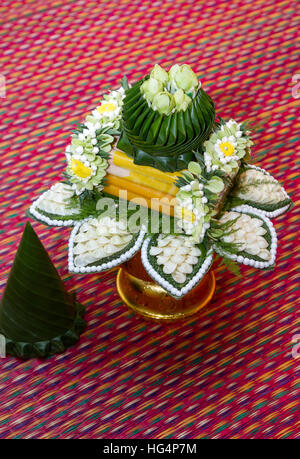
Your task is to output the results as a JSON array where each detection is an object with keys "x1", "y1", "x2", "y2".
[
  {"x1": 215, "y1": 254, "x2": 241, "y2": 276},
  {"x1": 121, "y1": 75, "x2": 129, "y2": 91},
  {"x1": 71, "y1": 123, "x2": 86, "y2": 135},
  {"x1": 66, "y1": 188, "x2": 104, "y2": 219}
]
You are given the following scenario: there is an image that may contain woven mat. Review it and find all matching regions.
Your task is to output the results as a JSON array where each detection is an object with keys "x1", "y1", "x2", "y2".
[{"x1": 0, "y1": 0, "x2": 299, "y2": 439}]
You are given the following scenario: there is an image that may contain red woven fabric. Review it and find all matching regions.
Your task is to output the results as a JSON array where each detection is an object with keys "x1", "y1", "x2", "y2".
[{"x1": 0, "y1": 0, "x2": 299, "y2": 439}]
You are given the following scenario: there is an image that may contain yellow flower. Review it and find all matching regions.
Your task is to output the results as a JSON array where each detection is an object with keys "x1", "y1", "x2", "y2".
[
  {"x1": 97, "y1": 102, "x2": 117, "y2": 114},
  {"x1": 70, "y1": 159, "x2": 92, "y2": 179},
  {"x1": 219, "y1": 141, "x2": 235, "y2": 157}
]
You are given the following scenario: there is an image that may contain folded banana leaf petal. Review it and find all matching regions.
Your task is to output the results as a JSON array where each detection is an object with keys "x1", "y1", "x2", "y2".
[
  {"x1": 166, "y1": 112, "x2": 178, "y2": 146},
  {"x1": 123, "y1": 84, "x2": 144, "y2": 107},
  {"x1": 117, "y1": 130, "x2": 134, "y2": 157},
  {"x1": 156, "y1": 115, "x2": 173, "y2": 146},
  {"x1": 132, "y1": 105, "x2": 153, "y2": 136},
  {"x1": 183, "y1": 107, "x2": 195, "y2": 139},
  {"x1": 123, "y1": 79, "x2": 145, "y2": 105},
  {"x1": 125, "y1": 99, "x2": 149, "y2": 131},
  {"x1": 174, "y1": 112, "x2": 184, "y2": 144},
  {"x1": 146, "y1": 113, "x2": 164, "y2": 144},
  {"x1": 139, "y1": 110, "x2": 157, "y2": 139},
  {"x1": 0, "y1": 222, "x2": 86, "y2": 359},
  {"x1": 141, "y1": 234, "x2": 213, "y2": 299}
]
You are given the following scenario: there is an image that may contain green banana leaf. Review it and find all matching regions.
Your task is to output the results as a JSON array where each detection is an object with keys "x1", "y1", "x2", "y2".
[
  {"x1": 183, "y1": 107, "x2": 195, "y2": 139},
  {"x1": 0, "y1": 222, "x2": 86, "y2": 359},
  {"x1": 155, "y1": 115, "x2": 173, "y2": 146},
  {"x1": 119, "y1": 80, "x2": 215, "y2": 171},
  {"x1": 145, "y1": 113, "x2": 164, "y2": 144}
]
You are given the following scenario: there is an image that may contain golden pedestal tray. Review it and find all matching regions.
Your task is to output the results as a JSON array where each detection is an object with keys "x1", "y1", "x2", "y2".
[{"x1": 117, "y1": 252, "x2": 216, "y2": 321}]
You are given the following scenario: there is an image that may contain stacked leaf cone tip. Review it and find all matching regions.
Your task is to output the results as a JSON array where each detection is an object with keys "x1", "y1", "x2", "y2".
[
  {"x1": 0, "y1": 222, "x2": 86, "y2": 359},
  {"x1": 118, "y1": 63, "x2": 215, "y2": 172}
]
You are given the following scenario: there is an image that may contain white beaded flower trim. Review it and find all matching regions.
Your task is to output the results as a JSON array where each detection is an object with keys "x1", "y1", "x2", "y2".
[
  {"x1": 141, "y1": 237, "x2": 213, "y2": 299},
  {"x1": 244, "y1": 165, "x2": 291, "y2": 218},
  {"x1": 68, "y1": 218, "x2": 146, "y2": 274},
  {"x1": 29, "y1": 183, "x2": 80, "y2": 227},
  {"x1": 214, "y1": 205, "x2": 277, "y2": 269}
]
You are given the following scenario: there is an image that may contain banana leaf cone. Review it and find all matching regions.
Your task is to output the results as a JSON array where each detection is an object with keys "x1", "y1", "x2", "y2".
[
  {"x1": 0, "y1": 222, "x2": 86, "y2": 359},
  {"x1": 117, "y1": 78, "x2": 215, "y2": 172}
]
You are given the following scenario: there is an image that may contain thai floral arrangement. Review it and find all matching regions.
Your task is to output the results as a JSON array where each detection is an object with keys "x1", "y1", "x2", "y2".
[{"x1": 28, "y1": 64, "x2": 292, "y2": 299}]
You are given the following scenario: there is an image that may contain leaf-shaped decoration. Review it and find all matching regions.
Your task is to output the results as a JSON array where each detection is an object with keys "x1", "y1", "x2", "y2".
[
  {"x1": 69, "y1": 216, "x2": 146, "y2": 273},
  {"x1": 214, "y1": 206, "x2": 277, "y2": 269},
  {"x1": 229, "y1": 166, "x2": 292, "y2": 217},
  {"x1": 141, "y1": 234, "x2": 213, "y2": 299},
  {"x1": 29, "y1": 182, "x2": 81, "y2": 227}
]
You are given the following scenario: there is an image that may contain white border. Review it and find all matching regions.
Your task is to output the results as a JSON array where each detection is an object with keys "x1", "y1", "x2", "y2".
[
  {"x1": 29, "y1": 184, "x2": 80, "y2": 227},
  {"x1": 214, "y1": 205, "x2": 277, "y2": 269},
  {"x1": 239, "y1": 165, "x2": 291, "y2": 218},
  {"x1": 141, "y1": 237, "x2": 213, "y2": 299},
  {"x1": 68, "y1": 218, "x2": 146, "y2": 274}
]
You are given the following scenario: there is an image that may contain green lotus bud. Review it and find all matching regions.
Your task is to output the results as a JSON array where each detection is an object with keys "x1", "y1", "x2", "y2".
[
  {"x1": 152, "y1": 91, "x2": 175, "y2": 115},
  {"x1": 150, "y1": 64, "x2": 169, "y2": 85},
  {"x1": 173, "y1": 88, "x2": 184, "y2": 106},
  {"x1": 140, "y1": 77, "x2": 163, "y2": 102},
  {"x1": 169, "y1": 64, "x2": 180, "y2": 86},
  {"x1": 173, "y1": 89, "x2": 191, "y2": 111},
  {"x1": 170, "y1": 64, "x2": 198, "y2": 94},
  {"x1": 188, "y1": 161, "x2": 202, "y2": 176}
]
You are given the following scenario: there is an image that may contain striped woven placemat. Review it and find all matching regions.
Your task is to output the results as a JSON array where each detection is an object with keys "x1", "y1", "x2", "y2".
[{"x1": 0, "y1": 0, "x2": 299, "y2": 439}]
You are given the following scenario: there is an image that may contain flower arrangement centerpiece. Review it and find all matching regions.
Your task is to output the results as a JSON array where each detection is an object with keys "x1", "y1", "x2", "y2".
[{"x1": 28, "y1": 63, "x2": 292, "y2": 315}]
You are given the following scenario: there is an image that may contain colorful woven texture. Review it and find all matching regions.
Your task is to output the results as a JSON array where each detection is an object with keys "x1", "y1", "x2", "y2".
[{"x1": 0, "y1": 0, "x2": 299, "y2": 439}]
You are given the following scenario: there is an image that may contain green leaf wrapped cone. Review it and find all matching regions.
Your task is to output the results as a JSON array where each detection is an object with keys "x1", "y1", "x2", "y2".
[
  {"x1": 0, "y1": 222, "x2": 86, "y2": 359},
  {"x1": 117, "y1": 64, "x2": 215, "y2": 172}
]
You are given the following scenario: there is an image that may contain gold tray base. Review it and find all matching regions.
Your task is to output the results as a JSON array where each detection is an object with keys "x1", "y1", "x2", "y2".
[{"x1": 116, "y1": 254, "x2": 216, "y2": 321}]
